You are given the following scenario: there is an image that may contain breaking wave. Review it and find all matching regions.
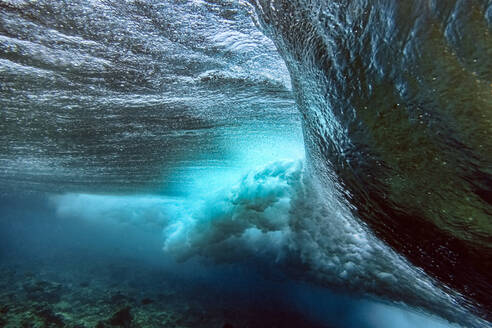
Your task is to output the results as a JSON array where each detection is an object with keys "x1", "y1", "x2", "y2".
[{"x1": 53, "y1": 159, "x2": 487, "y2": 327}]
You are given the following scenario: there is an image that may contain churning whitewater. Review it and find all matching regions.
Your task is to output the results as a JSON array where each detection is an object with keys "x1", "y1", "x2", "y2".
[
  {"x1": 0, "y1": 0, "x2": 491, "y2": 327},
  {"x1": 53, "y1": 159, "x2": 485, "y2": 327}
]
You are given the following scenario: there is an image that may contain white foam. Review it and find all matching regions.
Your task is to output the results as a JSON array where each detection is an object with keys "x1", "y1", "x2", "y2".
[
  {"x1": 159, "y1": 159, "x2": 483, "y2": 327},
  {"x1": 52, "y1": 159, "x2": 485, "y2": 327}
]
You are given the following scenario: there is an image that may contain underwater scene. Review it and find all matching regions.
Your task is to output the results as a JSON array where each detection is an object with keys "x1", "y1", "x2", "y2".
[{"x1": 0, "y1": 0, "x2": 491, "y2": 327}]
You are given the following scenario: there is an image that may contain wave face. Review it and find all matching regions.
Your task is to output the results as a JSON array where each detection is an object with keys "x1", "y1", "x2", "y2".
[{"x1": 248, "y1": 0, "x2": 492, "y2": 321}]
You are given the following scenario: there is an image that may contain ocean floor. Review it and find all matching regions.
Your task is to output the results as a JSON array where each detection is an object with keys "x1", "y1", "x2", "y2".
[
  {"x1": 0, "y1": 194, "x2": 465, "y2": 328},
  {"x1": 0, "y1": 259, "x2": 322, "y2": 328},
  {"x1": 0, "y1": 194, "x2": 323, "y2": 328}
]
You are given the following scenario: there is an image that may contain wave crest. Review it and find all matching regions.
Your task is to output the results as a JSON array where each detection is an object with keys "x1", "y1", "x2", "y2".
[{"x1": 163, "y1": 160, "x2": 303, "y2": 262}]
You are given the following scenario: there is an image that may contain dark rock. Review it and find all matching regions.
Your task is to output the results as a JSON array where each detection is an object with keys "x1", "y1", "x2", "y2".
[
  {"x1": 21, "y1": 321, "x2": 33, "y2": 328},
  {"x1": 0, "y1": 305, "x2": 9, "y2": 314},
  {"x1": 141, "y1": 298, "x2": 154, "y2": 305},
  {"x1": 109, "y1": 306, "x2": 132, "y2": 327},
  {"x1": 223, "y1": 323, "x2": 234, "y2": 328},
  {"x1": 96, "y1": 321, "x2": 108, "y2": 328},
  {"x1": 37, "y1": 308, "x2": 64, "y2": 327},
  {"x1": 110, "y1": 293, "x2": 128, "y2": 304}
]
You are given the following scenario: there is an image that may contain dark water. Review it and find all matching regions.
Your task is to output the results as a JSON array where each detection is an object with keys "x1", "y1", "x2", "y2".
[
  {"x1": 1, "y1": 0, "x2": 491, "y2": 327},
  {"x1": 249, "y1": 0, "x2": 492, "y2": 321}
]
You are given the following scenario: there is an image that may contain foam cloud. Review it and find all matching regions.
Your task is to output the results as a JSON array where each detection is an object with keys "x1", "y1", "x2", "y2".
[{"x1": 52, "y1": 160, "x2": 485, "y2": 327}]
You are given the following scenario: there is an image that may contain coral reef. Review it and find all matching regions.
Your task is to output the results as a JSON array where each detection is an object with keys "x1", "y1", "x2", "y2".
[{"x1": 0, "y1": 264, "x2": 321, "y2": 328}]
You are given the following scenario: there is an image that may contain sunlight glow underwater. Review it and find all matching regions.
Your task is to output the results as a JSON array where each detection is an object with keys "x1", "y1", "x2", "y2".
[{"x1": 51, "y1": 136, "x2": 461, "y2": 328}]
